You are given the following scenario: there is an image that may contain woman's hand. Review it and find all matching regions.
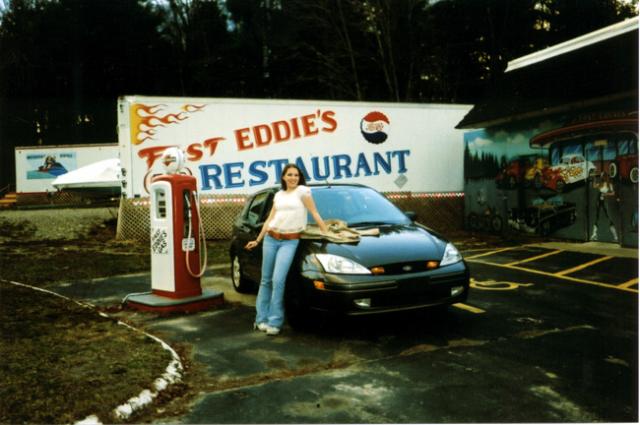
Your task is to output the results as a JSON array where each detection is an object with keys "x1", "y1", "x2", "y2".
[
  {"x1": 245, "y1": 240, "x2": 259, "y2": 250},
  {"x1": 318, "y1": 220, "x2": 329, "y2": 234}
]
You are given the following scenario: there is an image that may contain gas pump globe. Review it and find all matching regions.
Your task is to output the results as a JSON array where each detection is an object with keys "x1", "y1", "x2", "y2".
[
  {"x1": 160, "y1": 147, "x2": 186, "y2": 174},
  {"x1": 124, "y1": 148, "x2": 223, "y2": 313}
]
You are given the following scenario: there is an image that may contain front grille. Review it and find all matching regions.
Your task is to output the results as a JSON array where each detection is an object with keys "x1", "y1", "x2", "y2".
[
  {"x1": 374, "y1": 260, "x2": 438, "y2": 274},
  {"x1": 365, "y1": 274, "x2": 466, "y2": 308}
]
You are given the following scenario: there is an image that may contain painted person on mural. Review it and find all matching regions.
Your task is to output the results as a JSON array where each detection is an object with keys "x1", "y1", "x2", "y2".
[
  {"x1": 590, "y1": 171, "x2": 619, "y2": 242},
  {"x1": 244, "y1": 164, "x2": 328, "y2": 336}
]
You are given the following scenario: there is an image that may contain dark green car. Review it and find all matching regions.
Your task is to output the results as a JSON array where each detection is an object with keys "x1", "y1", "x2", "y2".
[{"x1": 230, "y1": 184, "x2": 469, "y2": 326}]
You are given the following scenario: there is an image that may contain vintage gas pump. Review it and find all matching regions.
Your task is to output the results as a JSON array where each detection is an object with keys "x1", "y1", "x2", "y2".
[{"x1": 125, "y1": 148, "x2": 223, "y2": 313}]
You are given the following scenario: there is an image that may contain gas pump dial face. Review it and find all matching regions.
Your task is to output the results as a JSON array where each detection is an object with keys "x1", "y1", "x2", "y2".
[{"x1": 161, "y1": 147, "x2": 186, "y2": 174}]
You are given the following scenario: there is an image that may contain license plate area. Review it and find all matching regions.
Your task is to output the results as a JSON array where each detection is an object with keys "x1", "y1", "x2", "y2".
[{"x1": 399, "y1": 277, "x2": 431, "y2": 294}]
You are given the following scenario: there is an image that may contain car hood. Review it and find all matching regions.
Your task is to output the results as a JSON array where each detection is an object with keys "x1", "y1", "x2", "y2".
[{"x1": 303, "y1": 223, "x2": 448, "y2": 267}]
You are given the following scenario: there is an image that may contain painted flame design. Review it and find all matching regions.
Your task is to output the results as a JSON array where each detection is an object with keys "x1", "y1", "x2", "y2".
[
  {"x1": 130, "y1": 103, "x2": 206, "y2": 145},
  {"x1": 182, "y1": 104, "x2": 206, "y2": 113}
]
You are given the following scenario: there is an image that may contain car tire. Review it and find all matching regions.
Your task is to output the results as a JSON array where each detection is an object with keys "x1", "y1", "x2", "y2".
[
  {"x1": 609, "y1": 162, "x2": 618, "y2": 179},
  {"x1": 490, "y1": 215, "x2": 503, "y2": 234},
  {"x1": 285, "y1": 293, "x2": 312, "y2": 330},
  {"x1": 630, "y1": 167, "x2": 639, "y2": 184},
  {"x1": 231, "y1": 254, "x2": 252, "y2": 293},
  {"x1": 286, "y1": 304, "x2": 312, "y2": 330}
]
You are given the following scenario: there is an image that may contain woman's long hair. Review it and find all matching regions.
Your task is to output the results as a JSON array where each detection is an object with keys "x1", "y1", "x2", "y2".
[{"x1": 280, "y1": 163, "x2": 307, "y2": 190}]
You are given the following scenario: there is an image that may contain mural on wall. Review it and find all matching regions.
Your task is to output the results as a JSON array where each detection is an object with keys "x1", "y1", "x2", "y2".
[
  {"x1": 463, "y1": 112, "x2": 638, "y2": 247},
  {"x1": 25, "y1": 152, "x2": 76, "y2": 180}
]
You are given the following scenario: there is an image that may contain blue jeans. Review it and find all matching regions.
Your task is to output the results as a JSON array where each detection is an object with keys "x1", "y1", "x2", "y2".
[{"x1": 255, "y1": 235, "x2": 299, "y2": 329}]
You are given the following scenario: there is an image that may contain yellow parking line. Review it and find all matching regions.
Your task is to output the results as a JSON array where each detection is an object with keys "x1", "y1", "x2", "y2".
[
  {"x1": 464, "y1": 246, "x2": 518, "y2": 260},
  {"x1": 555, "y1": 256, "x2": 613, "y2": 276},
  {"x1": 618, "y1": 278, "x2": 639, "y2": 289},
  {"x1": 504, "y1": 249, "x2": 564, "y2": 267},
  {"x1": 466, "y1": 258, "x2": 638, "y2": 294},
  {"x1": 460, "y1": 247, "x2": 501, "y2": 253},
  {"x1": 453, "y1": 303, "x2": 486, "y2": 314}
]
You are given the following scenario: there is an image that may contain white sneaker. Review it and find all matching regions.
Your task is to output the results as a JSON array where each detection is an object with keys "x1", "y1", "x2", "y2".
[
  {"x1": 265, "y1": 326, "x2": 280, "y2": 336},
  {"x1": 255, "y1": 323, "x2": 268, "y2": 332},
  {"x1": 610, "y1": 225, "x2": 619, "y2": 242}
]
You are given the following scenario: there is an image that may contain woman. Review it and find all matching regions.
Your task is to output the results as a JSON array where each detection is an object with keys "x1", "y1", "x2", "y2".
[
  {"x1": 245, "y1": 164, "x2": 328, "y2": 335},
  {"x1": 590, "y1": 171, "x2": 618, "y2": 242}
]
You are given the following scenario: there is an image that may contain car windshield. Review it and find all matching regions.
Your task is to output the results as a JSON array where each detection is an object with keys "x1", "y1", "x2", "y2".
[{"x1": 308, "y1": 186, "x2": 411, "y2": 227}]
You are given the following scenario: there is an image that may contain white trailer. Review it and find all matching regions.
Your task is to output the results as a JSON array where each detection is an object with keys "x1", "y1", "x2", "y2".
[
  {"x1": 15, "y1": 144, "x2": 118, "y2": 194},
  {"x1": 117, "y1": 96, "x2": 471, "y2": 197}
]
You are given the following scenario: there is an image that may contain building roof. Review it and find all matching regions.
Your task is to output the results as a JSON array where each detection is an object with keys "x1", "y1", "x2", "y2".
[{"x1": 456, "y1": 18, "x2": 639, "y2": 129}]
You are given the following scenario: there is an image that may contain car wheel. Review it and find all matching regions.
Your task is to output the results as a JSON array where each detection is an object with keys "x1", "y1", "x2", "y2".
[
  {"x1": 490, "y1": 215, "x2": 503, "y2": 234},
  {"x1": 231, "y1": 254, "x2": 252, "y2": 293},
  {"x1": 286, "y1": 303, "x2": 312, "y2": 330},
  {"x1": 285, "y1": 288, "x2": 312, "y2": 330},
  {"x1": 609, "y1": 162, "x2": 618, "y2": 179},
  {"x1": 630, "y1": 167, "x2": 639, "y2": 184}
]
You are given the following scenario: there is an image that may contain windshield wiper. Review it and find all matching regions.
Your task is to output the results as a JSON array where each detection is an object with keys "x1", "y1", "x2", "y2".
[{"x1": 348, "y1": 221, "x2": 392, "y2": 228}]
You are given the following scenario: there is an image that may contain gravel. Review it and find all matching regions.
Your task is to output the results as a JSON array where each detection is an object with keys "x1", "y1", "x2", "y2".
[{"x1": 0, "y1": 207, "x2": 119, "y2": 241}]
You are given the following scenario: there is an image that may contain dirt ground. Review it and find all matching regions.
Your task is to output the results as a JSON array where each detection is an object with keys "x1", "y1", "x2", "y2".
[{"x1": 0, "y1": 209, "x2": 228, "y2": 423}]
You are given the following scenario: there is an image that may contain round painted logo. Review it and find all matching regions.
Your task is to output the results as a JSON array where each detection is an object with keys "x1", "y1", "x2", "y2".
[{"x1": 360, "y1": 111, "x2": 390, "y2": 144}]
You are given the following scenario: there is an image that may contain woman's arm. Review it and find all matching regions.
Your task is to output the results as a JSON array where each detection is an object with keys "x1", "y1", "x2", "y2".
[
  {"x1": 604, "y1": 182, "x2": 616, "y2": 197},
  {"x1": 302, "y1": 194, "x2": 328, "y2": 234},
  {"x1": 245, "y1": 205, "x2": 276, "y2": 250}
]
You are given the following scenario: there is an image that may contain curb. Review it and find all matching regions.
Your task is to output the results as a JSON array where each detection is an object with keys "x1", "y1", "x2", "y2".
[{"x1": 1, "y1": 279, "x2": 184, "y2": 424}]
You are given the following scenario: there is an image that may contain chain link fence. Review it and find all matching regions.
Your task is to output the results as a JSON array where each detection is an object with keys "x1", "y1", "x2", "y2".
[
  {"x1": 16, "y1": 191, "x2": 98, "y2": 206},
  {"x1": 116, "y1": 192, "x2": 464, "y2": 242}
]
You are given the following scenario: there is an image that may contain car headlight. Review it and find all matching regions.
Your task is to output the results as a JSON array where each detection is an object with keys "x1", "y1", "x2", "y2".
[
  {"x1": 440, "y1": 243, "x2": 462, "y2": 266},
  {"x1": 315, "y1": 254, "x2": 371, "y2": 274}
]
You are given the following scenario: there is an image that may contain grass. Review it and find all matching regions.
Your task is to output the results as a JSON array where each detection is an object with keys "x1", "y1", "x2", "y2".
[
  {"x1": 0, "y1": 217, "x2": 232, "y2": 423},
  {"x1": 0, "y1": 282, "x2": 171, "y2": 423}
]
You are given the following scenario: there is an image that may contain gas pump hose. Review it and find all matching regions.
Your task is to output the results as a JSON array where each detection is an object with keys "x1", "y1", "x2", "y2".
[{"x1": 186, "y1": 191, "x2": 207, "y2": 278}]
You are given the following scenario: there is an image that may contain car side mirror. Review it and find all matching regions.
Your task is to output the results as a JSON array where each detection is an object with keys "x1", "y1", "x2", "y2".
[{"x1": 404, "y1": 211, "x2": 417, "y2": 221}]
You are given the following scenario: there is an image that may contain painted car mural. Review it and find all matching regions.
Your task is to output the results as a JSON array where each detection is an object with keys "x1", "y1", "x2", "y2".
[
  {"x1": 546, "y1": 154, "x2": 597, "y2": 191},
  {"x1": 496, "y1": 153, "x2": 596, "y2": 192},
  {"x1": 495, "y1": 154, "x2": 538, "y2": 189},
  {"x1": 609, "y1": 138, "x2": 638, "y2": 183},
  {"x1": 465, "y1": 114, "x2": 638, "y2": 245}
]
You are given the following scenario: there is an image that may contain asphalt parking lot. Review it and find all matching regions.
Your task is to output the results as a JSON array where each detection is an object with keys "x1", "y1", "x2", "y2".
[{"x1": 53, "y1": 241, "x2": 638, "y2": 423}]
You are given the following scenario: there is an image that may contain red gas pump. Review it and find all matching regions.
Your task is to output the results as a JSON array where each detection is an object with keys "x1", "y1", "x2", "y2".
[{"x1": 125, "y1": 148, "x2": 223, "y2": 313}]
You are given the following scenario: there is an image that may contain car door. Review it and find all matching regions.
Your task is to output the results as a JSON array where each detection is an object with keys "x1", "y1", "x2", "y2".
[{"x1": 238, "y1": 190, "x2": 274, "y2": 282}]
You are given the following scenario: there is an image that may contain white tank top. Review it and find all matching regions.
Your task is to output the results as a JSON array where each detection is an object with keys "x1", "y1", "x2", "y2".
[{"x1": 268, "y1": 185, "x2": 311, "y2": 233}]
